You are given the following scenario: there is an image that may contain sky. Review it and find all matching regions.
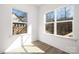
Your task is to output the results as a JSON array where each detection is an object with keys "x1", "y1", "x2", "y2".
[{"x1": 12, "y1": 8, "x2": 27, "y2": 17}]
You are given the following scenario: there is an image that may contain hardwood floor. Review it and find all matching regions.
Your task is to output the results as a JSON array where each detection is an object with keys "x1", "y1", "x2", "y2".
[
  {"x1": 6, "y1": 40, "x2": 68, "y2": 54},
  {"x1": 31, "y1": 40, "x2": 68, "y2": 54}
]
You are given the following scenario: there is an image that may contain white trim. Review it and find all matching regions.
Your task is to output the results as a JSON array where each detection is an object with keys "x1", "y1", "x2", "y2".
[
  {"x1": 46, "y1": 22, "x2": 54, "y2": 24},
  {"x1": 56, "y1": 20, "x2": 73, "y2": 23},
  {"x1": 54, "y1": 10, "x2": 57, "y2": 35},
  {"x1": 45, "y1": 32, "x2": 75, "y2": 40},
  {"x1": 44, "y1": 5, "x2": 74, "y2": 39},
  {"x1": 13, "y1": 22, "x2": 27, "y2": 24}
]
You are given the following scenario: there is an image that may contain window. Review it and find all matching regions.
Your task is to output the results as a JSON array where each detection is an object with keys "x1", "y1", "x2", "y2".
[
  {"x1": 45, "y1": 5, "x2": 73, "y2": 38},
  {"x1": 12, "y1": 8, "x2": 27, "y2": 35},
  {"x1": 45, "y1": 11, "x2": 54, "y2": 34}
]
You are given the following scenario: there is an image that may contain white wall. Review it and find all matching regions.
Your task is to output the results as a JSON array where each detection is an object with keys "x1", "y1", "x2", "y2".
[
  {"x1": 74, "y1": 5, "x2": 79, "y2": 53},
  {"x1": 38, "y1": 4, "x2": 79, "y2": 53},
  {"x1": 0, "y1": 5, "x2": 3, "y2": 53},
  {"x1": 0, "y1": 4, "x2": 38, "y2": 53}
]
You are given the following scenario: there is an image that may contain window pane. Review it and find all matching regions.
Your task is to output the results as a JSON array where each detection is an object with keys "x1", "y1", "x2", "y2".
[
  {"x1": 66, "y1": 5, "x2": 73, "y2": 20},
  {"x1": 12, "y1": 8, "x2": 27, "y2": 22},
  {"x1": 46, "y1": 11, "x2": 54, "y2": 22},
  {"x1": 57, "y1": 7, "x2": 66, "y2": 21},
  {"x1": 13, "y1": 23, "x2": 27, "y2": 35},
  {"x1": 57, "y1": 22, "x2": 72, "y2": 37},
  {"x1": 46, "y1": 23, "x2": 54, "y2": 34},
  {"x1": 57, "y1": 5, "x2": 73, "y2": 21}
]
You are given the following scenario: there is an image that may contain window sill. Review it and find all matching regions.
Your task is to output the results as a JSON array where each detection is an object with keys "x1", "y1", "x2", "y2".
[
  {"x1": 55, "y1": 35, "x2": 75, "y2": 40},
  {"x1": 45, "y1": 32, "x2": 76, "y2": 40}
]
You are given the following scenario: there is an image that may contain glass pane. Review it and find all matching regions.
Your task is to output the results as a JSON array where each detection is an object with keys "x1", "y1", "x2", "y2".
[
  {"x1": 46, "y1": 11, "x2": 54, "y2": 22},
  {"x1": 57, "y1": 5, "x2": 73, "y2": 21},
  {"x1": 57, "y1": 22, "x2": 73, "y2": 37},
  {"x1": 66, "y1": 5, "x2": 73, "y2": 20},
  {"x1": 13, "y1": 23, "x2": 27, "y2": 35},
  {"x1": 46, "y1": 23, "x2": 54, "y2": 34},
  {"x1": 57, "y1": 7, "x2": 66, "y2": 21},
  {"x1": 12, "y1": 8, "x2": 27, "y2": 22}
]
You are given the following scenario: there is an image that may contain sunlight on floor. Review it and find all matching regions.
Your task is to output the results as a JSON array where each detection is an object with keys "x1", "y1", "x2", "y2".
[
  {"x1": 23, "y1": 45, "x2": 45, "y2": 53},
  {"x1": 5, "y1": 33, "x2": 32, "y2": 52},
  {"x1": 6, "y1": 45, "x2": 45, "y2": 53}
]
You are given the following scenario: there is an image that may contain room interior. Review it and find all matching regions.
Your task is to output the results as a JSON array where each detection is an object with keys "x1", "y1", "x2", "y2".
[{"x1": 0, "y1": 4, "x2": 79, "y2": 54}]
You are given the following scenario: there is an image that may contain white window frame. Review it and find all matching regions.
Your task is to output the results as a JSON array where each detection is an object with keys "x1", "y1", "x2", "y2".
[
  {"x1": 45, "y1": 5, "x2": 74, "y2": 39},
  {"x1": 11, "y1": 8, "x2": 28, "y2": 36},
  {"x1": 45, "y1": 11, "x2": 55, "y2": 35}
]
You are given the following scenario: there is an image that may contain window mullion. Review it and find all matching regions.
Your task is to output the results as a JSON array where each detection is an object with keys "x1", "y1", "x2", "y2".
[{"x1": 54, "y1": 11, "x2": 57, "y2": 35}]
